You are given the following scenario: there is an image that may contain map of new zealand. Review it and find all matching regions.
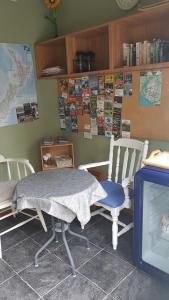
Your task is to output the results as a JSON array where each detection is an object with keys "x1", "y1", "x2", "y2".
[{"x1": 0, "y1": 43, "x2": 39, "y2": 127}]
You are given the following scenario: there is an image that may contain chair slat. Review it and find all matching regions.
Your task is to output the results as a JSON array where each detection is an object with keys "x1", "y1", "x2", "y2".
[
  {"x1": 122, "y1": 148, "x2": 129, "y2": 180},
  {"x1": 24, "y1": 164, "x2": 27, "y2": 177},
  {"x1": 115, "y1": 146, "x2": 121, "y2": 182},
  {"x1": 16, "y1": 162, "x2": 21, "y2": 180},
  {"x1": 129, "y1": 149, "x2": 136, "y2": 177},
  {"x1": 7, "y1": 162, "x2": 11, "y2": 180}
]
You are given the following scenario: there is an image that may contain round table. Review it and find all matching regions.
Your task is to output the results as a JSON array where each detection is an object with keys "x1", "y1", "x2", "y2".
[{"x1": 14, "y1": 168, "x2": 107, "y2": 276}]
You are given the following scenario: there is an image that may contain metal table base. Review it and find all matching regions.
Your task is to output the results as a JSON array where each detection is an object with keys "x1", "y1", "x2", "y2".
[{"x1": 34, "y1": 216, "x2": 90, "y2": 276}]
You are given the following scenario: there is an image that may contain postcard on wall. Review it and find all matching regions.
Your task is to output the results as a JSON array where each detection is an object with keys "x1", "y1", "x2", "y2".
[
  {"x1": 84, "y1": 132, "x2": 92, "y2": 139},
  {"x1": 65, "y1": 116, "x2": 72, "y2": 131},
  {"x1": 58, "y1": 79, "x2": 68, "y2": 99},
  {"x1": 112, "y1": 107, "x2": 122, "y2": 138},
  {"x1": 139, "y1": 70, "x2": 161, "y2": 106},
  {"x1": 104, "y1": 98, "x2": 113, "y2": 117},
  {"x1": 69, "y1": 78, "x2": 76, "y2": 98},
  {"x1": 82, "y1": 96, "x2": 90, "y2": 114},
  {"x1": 114, "y1": 96, "x2": 122, "y2": 108},
  {"x1": 122, "y1": 119, "x2": 131, "y2": 138},
  {"x1": 75, "y1": 78, "x2": 82, "y2": 97},
  {"x1": 123, "y1": 73, "x2": 132, "y2": 96},
  {"x1": 76, "y1": 97, "x2": 83, "y2": 115},
  {"x1": 59, "y1": 117, "x2": 66, "y2": 129},
  {"x1": 105, "y1": 116, "x2": 112, "y2": 137},
  {"x1": 104, "y1": 74, "x2": 114, "y2": 96},
  {"x1": 90, "y1": 96, "x2": 97, "y2": 118},
  {"x1": 0, "y1": 43, "x2": 39, "y2": 127},
  {"x1": 81, "y1": 76, "x2": 90, "y2": 96},
  {"x1": 89, "y1": 75, "x2": 98, "y2": 96},
  {"x1": 71, "y1": 115, "x2": 78, "y2": 132},
  {"x1": 115, "y1": 73, "x2": 124, "y2": 97},
  {"x1": 98, "y1": 75, "x2": 105, "y2": 95}
]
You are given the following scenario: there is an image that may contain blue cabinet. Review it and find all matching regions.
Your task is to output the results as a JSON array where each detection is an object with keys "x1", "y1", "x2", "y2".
[{"x1": 134, "y1": 166, "x2": 169, "y2": 281}]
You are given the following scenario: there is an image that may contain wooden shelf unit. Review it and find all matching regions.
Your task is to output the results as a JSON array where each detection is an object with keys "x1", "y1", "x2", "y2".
[
  {"x1": 34, "y1": 4, "x2": 169, "y2": 78},
  {"x1": 40, "y1": 143, "x2": 74, "y2": 171},
  {"x1": 34, "y1": 36, "x2": 68, "y2": 79}
]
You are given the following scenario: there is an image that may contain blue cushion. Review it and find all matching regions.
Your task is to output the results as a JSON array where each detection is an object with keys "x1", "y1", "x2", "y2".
[{"x1": 99, "y1": 180, "x2": 125, "y2": 208}]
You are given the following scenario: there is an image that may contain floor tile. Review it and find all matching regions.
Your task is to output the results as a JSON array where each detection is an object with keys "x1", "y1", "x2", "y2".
[
  {"x1": 19, "y1": 219, "x2": 46, "y2": 237},
  {"x1": 111, "y1": 268, "x2": 169, "y2": 300},
  {"x1": 0, "y1": 275, "x2": 39, "y2": 300},
  {"x1": 79, "y1": 250, "x2": 134, "y2": 293},
  {"x1": 1, "y1": 228, "x2": 28, "y2": 251},
  {"x1": 3, "y1": 237, "x2": 47, "y2": 272},
  {"x1": 19, "y1": 253, "x2": 71, "y2": 296},
  {"x1": 0, "y1": 259, "x2": 15, "y2": 284},
  {"x1": 82, "y1": 218, "x2": 112, "y2": 248},
  {"x1": 0, "y1": 219, "x2": 13, "y2": 234},
  {"x1": 104, "y1": 230, "x2": 133, "y2": 264},
  {"x1": 54, "y1": 236, "x2": 101, "y2": 268},
  {"x1": 44, "y1": 272, "x2": 106, "y2": 300}
]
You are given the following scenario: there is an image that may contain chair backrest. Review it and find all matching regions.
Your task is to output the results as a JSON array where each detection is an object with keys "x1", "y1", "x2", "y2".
[
  {"x1": 0, "y1": 154, "x2": 35, "y2": 181},
  {"x1": 108, "y1": 136, "x2": 149, "y2": 183}
]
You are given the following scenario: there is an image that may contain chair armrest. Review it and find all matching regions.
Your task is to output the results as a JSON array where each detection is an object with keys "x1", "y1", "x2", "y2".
[{"x1": 78, "y1": 161, "x2": 109, "y2": 171}]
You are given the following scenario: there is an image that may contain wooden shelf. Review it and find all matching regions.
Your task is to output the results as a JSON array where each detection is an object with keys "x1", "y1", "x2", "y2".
[
  {"x1": 40, "y1": 143, "x2": 74, "y2": 171},
  {"x1": 34, "y1": 36, "x2": 68, "y2": 79},
  {"x1": 34, "y1": 4, "x2": 169, "y2": 78},
  {"x1": 38, "y1": 68, "x2": 111, "y2": 80},
  {"x1": 114, "y1": 62, "x2": 169, "y2": 73},
  {"x1": 35, "y1": 24, "x2": 110, "y2": 79}
]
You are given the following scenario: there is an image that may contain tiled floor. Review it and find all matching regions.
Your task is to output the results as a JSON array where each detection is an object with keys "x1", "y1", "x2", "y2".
[{"x1": 0, "y1": 212, "x2": 169, "y2": 300}]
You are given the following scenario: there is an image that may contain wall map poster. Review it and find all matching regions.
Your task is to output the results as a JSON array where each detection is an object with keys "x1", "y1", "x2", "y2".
[{"x1": 0, "y1": 43, "x2": 38, "y2": 127}]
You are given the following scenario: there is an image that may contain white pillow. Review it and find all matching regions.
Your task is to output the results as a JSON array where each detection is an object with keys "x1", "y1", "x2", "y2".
[{"x1": 0, "y1": 181, "x2": 17, "y2": 203}]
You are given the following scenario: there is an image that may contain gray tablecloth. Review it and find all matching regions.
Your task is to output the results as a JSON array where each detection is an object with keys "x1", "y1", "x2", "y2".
[{"x1": 13, "y1": 168, "x2": 107, "y2": 228}]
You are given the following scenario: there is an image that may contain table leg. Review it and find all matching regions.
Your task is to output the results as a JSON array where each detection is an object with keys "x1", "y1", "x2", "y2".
[
  {"x1": 61, "y1": 221, "x2": 76, "y2": 277},
  {"x1": 34, "y1": 216, "x2": 56, "y2": 267},
  {"x1": 67, "y1": 225, "x2": 90, "y2": 250}
]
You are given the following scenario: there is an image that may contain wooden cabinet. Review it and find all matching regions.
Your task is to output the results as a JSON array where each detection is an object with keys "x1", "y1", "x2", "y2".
[
  {"x1": 34, "y1": 4, "x2": 169, "y2": 79},
  {"x1": 40, "y1": 143, "x2": 74, "y2": 171}
]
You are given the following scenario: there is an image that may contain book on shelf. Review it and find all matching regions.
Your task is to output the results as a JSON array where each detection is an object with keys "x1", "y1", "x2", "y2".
[{"x1": 123, "y1": 38, "x2": 169, "y2": 67}]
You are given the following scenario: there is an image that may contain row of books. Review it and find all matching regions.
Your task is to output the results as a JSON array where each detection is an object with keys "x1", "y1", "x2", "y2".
[{"x1": 123, "y1": 39, "x2": 169, "y2": 67}]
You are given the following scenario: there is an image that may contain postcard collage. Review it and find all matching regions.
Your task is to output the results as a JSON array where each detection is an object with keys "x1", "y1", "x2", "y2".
[{"x1": 57, "y1": 73, "x2": 132, "y2": 138}]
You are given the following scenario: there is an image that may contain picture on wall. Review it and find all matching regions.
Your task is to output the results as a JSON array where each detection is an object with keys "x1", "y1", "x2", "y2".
[
  {"x1": 0, "y1": 43, "x2": 39, "y2": 127},
  {"x1": 139, "y1": 70, "x2": 161, "y2": 106}
]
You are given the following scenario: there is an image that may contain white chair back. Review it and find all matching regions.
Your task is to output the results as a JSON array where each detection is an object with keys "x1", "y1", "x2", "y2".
[
  {"x1": 0, "y1": 156, "x2": 35, "y2": 181},
  {"x1": 108, "y1": 135, "x2": 149, "y2": 183}
]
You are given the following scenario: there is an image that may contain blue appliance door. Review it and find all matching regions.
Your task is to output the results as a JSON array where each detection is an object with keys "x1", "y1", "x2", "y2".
[{"x1": 133, "y1": 166, "x2": 169, "y2": 280}]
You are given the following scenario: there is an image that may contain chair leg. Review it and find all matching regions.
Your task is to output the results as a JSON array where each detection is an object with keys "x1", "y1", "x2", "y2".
[
  {"x1": 111, "y1": 209, "x2": 120, "y2": 250},
  {"x1": 36, "y1": 209, "x2": 47, "y2": 232}
]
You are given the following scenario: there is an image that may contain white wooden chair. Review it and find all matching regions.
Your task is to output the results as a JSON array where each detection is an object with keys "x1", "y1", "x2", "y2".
[
  {"x1": 79, "y1": 135, "x2": 149, "y2": 250},
  {"x1": 0, "y1": 154, "x2": 47, "y2": 258}
]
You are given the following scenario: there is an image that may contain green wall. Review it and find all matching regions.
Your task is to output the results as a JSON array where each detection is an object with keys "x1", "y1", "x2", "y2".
[
  {"x1": 0, "y1": 0, "x2": 60, "y2": 170},
  {"x1": 0, "y1": 0, "x2": 168, "y2": 173}
]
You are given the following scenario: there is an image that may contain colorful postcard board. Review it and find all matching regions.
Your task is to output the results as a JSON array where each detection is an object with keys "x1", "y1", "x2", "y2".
[{"x1": 57, "y1": 73, "x2": 131, "y2": 138}]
